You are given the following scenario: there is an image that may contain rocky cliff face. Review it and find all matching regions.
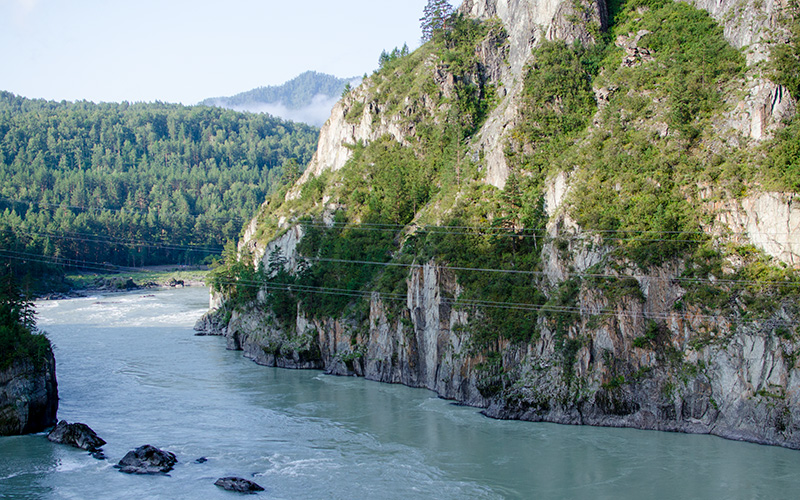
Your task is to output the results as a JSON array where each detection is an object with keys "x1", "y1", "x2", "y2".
[
  {"x1": 695, "y1": 0, "x2": 796, "y2": 140},
  {"x1": 203, "y1": 260, "x2": 488, "y2": 405},
  {"x1": 205, "y1": 0, "x2": 800, "y2": 449},
  {"x1": 0, "y1": 349, "x2": 58, "y2": 435},
  {"x1": 460, "y1": 0, "x2": 609, "y2": 188},
  {"x1": 287, "y1": 84, "x2": 418, "y2": 200},
  {"x1": 206, "y1": 220, "x2": 800, "y2": 447},
  {"x1": 711, "y1": 190, "x2": 800, "y2": 266},
  {"x1": 687, "y1": 0, "x2": 786, "y2": 64}
]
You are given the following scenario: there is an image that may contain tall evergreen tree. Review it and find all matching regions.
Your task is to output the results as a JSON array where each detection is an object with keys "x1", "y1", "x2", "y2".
[{"x1": 420, "y1": 0, "x2": 454, "y2": 42}]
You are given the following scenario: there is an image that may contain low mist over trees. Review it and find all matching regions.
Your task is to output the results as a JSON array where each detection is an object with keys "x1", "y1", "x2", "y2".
[{"x1": 200, "y1": 71, "x2": 357, "y2": 126}]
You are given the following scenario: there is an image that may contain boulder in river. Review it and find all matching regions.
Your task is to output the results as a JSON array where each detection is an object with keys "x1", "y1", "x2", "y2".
[
  {"x1": 47, "y1": 420, "x2": 106, "y2": 451},
  {"x1": 116, "y1": 444, "x2": 177, "y2": 474},
  {"x1": 214, "y1": 477, "x2": 265, "y2": 494}
]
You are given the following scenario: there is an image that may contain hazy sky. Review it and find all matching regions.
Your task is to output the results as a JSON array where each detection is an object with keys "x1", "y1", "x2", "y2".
[{"x1": 1, "y1": 0, "x2": 459, "y2": 105}]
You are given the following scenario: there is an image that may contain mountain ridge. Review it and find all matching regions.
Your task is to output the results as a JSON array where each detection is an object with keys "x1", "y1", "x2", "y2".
[{"x1": 200, "y1": 71, "x2": 360, "y2": 127}]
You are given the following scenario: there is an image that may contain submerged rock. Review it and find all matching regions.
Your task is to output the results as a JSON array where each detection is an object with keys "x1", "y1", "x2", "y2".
[
  {"x1": 47, "y1": 420, "x2": 106, "y2": 451},
  {"x1": 214, "y1": 477, "x2": 265, "y2": 494},
  {"x1": 116, "y1": 445, "x2": 177, "y2": 474}
]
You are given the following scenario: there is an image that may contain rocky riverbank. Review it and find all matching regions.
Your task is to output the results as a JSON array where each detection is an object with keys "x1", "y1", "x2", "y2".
[
  {"x1": 40, "y1": 268, "x2": 208, "y2": 301},
  {"x1": 0, "y1": 348, "x2": 58, "y2": 436}
]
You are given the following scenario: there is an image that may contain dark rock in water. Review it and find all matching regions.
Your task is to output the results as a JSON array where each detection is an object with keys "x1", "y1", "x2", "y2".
[
  {"x1": 47, "y1": 420, "x2": 106, "y2": 451},
  {"x1": 166, "y1": 277, "x2": 185, "y2": 287},
  {"x1": 214, "y1": 477, "x2": 265, "y2": 494},
  {"x1": 194, "y1": 457, "x2": 208, "y2": 464},
  {"x1": 116, "y1": 445, "x2": 177, "y2": 474},
  {"x1": 0, "y1": 349, "x2": 58, "y2": 436}
]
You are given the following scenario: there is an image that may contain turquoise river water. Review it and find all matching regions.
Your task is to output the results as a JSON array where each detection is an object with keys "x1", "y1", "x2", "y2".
[{"x1": 1, "y1": 287, "x2": 799, "y2": 499}]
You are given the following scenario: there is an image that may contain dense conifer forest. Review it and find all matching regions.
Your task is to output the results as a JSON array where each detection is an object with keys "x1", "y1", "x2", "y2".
[{"x1": 0, "y1": 92, "x2": 318, "y2": 285}]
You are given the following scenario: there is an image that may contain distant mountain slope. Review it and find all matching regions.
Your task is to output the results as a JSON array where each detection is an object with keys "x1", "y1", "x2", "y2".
[
  {"x1": 201, "y1": 71, "x2": 359, "y2": 127},
  {"x1": 0, "y1": 92, "x2": 319, "y2": 280}
]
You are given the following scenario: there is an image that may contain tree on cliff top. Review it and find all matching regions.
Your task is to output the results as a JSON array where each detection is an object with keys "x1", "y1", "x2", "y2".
[
  {"x1": 420, "y1": 0, "x2": 454, "y2": 42},
  {"x1": 0, "y1": 267, "x2": 50, "y2": 370}
]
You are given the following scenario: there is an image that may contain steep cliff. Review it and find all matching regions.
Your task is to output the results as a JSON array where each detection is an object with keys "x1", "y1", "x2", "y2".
[
  {"x1": 0, "y1": 349, "x2": 58, "y2": 435},
  {"x1": 203, "y1": 0, "x2": 800, "y2": 448}
]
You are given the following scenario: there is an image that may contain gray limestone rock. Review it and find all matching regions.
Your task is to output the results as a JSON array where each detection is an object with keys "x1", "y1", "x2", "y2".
[
  {"x1": 47, "y1": 420, "x2": 106, "y2": 452},
  {"x1": 214, "y1": 477, "x2": 265, "y2": 494},
  {"x1": 0, "y1": 350, "x2": 58, "y2": 436},
  {"x1": 116, "y1": 445, "x2": 177, "y2": 474}
]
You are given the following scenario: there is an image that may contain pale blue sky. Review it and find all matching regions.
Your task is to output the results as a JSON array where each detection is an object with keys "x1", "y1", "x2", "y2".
[{"x1": 1, "y1": 0, "x2": 459, "y2": 104}]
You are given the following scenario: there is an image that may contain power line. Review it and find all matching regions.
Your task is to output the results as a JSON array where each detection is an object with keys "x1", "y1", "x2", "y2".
[
  {"x1": 3, "y1": 250, "x2": 792, "y2": 326},
  {"x1": 207, "y1": 274, "x2": 790, "y2": 326},
  {"x1": 293, "y1": 219, "x2": 798, "y2": 237},
  {"x1": 310, "y1": 257, "x2": 800, "y2": 287},
  {"x1": 3, "y1": 225, "x2": 798, "y2": 289},
  {"x1": 5, "y1": 194, "x2": 799, "y2": 238},
  {"x1": 1, "y1": 227, "x2": 224, "y2": 255},
  {"x1": 0, "y1": 195, "x2": 251, "y2": 224},
  {"x1": 0, "y1": 249, "x2": 154, "y2": 274},
  {"x1": 298, "y1": 222, "x2": 713, "y2": 242}
]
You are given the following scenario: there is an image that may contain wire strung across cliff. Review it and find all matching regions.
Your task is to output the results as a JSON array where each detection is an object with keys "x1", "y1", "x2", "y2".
[
  {"x1": 4, "y1": 195, "x2": 798, "y2": 238},
  {"x1": 3, "y1": 248, "x2": 796, "y2": 328},
  {"x1": 3, "y1": 228, "x2": 800, "y2": 289}
]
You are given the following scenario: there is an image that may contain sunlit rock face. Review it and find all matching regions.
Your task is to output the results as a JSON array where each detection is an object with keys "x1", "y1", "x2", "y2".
[{"x1": 212, "y1": 0, "x2": 800, "y2": 450}]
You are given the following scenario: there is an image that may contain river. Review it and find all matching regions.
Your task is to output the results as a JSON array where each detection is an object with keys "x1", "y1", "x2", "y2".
[{"x1": 1, "y1": 287, "x2": 798, "y2": 499}]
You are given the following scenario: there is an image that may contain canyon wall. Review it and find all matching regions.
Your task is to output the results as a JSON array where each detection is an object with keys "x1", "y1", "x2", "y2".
[{"x1": 202, "y1": 0, "x2": 800, "y2": 449}]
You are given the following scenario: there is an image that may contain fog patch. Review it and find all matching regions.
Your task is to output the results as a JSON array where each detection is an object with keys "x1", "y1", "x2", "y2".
[{"x1": 225, "y1": 93, "x2": 340, "y2": 127}]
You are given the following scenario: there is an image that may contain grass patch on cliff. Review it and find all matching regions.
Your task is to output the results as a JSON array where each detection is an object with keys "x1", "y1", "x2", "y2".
[
  {"x1": 771, "y1": 0, "x2": 800, "y2": 98},
  {"x1": 370, "y1": 14, "x2": 503, "y2": 138},
  {"x1": 761, "y1": 117, "x2": 800, "y2": 191},
  {"x1": 296, "y1": 211, "x2": 399, "y2": 319},
  {"x1": 564, "y1": 0, "x2": 743, "y2": 268},
  {"x1": 507, "y1": 0, "x2": 745, "y2": 268},
  {"x1": 407, "y1": 180, "x2": 549, "y2": 348},
  {"x1": 678, "y1": 244, "x2": 800, "y2": 320}
]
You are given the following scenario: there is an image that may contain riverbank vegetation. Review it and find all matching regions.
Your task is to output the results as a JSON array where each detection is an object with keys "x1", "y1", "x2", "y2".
[{"x1": 63, "y1": 266, "x2": 209, "y2": 294}]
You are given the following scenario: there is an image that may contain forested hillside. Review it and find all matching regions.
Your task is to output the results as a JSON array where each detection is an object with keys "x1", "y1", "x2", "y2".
[
  {"x1": 0, "y1": 92, "x2": 318, "y2": 283},
  {"x1": 204, "y1": 0, "x2": 800, "y2": 449}
]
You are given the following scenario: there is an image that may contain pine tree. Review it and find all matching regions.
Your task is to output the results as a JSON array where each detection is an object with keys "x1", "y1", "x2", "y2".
[
  {"x1": 0, "y1": 266, "x2": 35, "y2": 331},
  {"x1": 420, "y1": 0, "x2": 454, "y2": 42}
]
